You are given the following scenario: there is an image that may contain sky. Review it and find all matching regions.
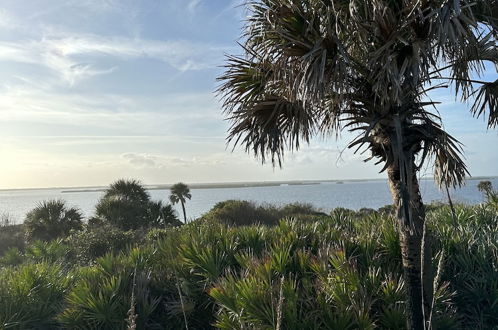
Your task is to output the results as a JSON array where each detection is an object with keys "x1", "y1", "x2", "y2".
[{"x1": 0, "y1": 0, "x2": 496, "y2": 189}]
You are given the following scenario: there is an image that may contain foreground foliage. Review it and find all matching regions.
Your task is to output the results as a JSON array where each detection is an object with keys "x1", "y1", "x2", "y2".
[{"x1": 0, "y1": 202, "x2": 497, "y2": 329}]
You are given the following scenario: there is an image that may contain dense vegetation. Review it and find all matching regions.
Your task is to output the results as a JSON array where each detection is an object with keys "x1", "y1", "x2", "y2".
[{"x1": 1, "y1": 190, "x2": 497, "y2": 329}]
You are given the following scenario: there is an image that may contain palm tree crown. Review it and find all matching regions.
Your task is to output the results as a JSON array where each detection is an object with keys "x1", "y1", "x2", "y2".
[
  {"x1": 103, "y1": 179, "x2": 150, "y2": 204},
  {"x1": 169, "y1": 182, "x2": 191, "y2": 223},
  {"x1": 219, "y1": 0, "x2": 497, "y2": 186}
]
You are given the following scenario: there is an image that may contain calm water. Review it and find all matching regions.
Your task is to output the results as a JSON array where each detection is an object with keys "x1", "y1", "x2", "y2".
[{"x1": 1, "y1": 178, "x2": 497, "y2": 224}]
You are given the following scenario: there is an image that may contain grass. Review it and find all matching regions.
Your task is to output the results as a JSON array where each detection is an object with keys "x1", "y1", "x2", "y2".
[{"x1": 0, "y1": 201, "x2": 497, "y2": 329}]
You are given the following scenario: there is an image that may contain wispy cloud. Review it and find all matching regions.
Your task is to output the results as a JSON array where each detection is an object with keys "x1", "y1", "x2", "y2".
[
  {"x1": 121, "y1": 152, "x2": 226, "y2": 169},
  {"x1": 187, "y1": 0, "x2": 203, "y2": 14},
  {"x1": 0, "y1": 33, "x2": 233, "y2": 85}
]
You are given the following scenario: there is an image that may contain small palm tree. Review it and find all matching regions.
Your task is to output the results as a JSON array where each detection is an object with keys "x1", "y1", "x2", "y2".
[
  {"x1": 169, "y1": 183, "x2": 192, "y2": 223},
  {"x1": 24, "y1": 200, "x2": 83, "y2": 241},
  {"x1": 478, "y1": 180, "x2": 493, "y2": 195}
]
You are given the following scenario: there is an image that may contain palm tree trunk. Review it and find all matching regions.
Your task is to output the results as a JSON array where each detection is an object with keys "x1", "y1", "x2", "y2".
[
  {"x1": 387, "y1": 164, "x2": 433, "y2": 330},
  {"x1": 181, "y1": 201, "x2": 187, "y2": 223}
]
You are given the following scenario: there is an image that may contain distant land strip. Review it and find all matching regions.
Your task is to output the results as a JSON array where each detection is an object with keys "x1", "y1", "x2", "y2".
[
  {"x1": 60, "y1": 181, "x2": 325, "y2": 193},
  {"x1": 59, "y1": 176, "x2": 497, "y2": 193},
  {"x1": 1, "y1": 176, "x2": 495, "y2": 193}
]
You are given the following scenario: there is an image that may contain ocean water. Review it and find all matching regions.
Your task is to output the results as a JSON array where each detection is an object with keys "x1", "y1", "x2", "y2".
[{"x1": 1, "y1": 178, "x2": 497, "y2": 224}]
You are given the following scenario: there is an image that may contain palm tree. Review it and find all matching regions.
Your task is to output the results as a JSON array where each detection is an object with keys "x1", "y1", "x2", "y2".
[
  {"x1": 24, "y1": 200, "x2": 83, "y2": 241},
  {"x1": 148, "y1": 201, "x2": 182, "y2": 227},
  {"x1": 477, "y1": 180, "x2": 493, "y2": 195},
  {"x1": 218, "y1": 1, "x2": 497, "y2": 328},
  {"x1": 102, "y1": 179, "x2": 150, "y2": 204},
  {"x1": 96, "y1": 179, "x2": 151, "y2": 230},
  {"x1": 169, "y1": 183, "x2": 192, "y2": 223},
  {"x1": 95, "y1": 179, "x2": 180, "y2": 230}
]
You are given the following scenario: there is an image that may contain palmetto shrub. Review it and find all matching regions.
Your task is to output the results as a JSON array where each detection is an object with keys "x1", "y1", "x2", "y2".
[
  {"x1": 0, "y1": 263, "x2": 72, "y2": 329},
  {"x1": 24, "y1": 200, "x2": 83, "y2": 242},
  {"x1": 58, "y1": 250, "x2": 163, "y2": 330},
  {"x1": 0, "y1": 202, "x2": 497, "y2": 328}
]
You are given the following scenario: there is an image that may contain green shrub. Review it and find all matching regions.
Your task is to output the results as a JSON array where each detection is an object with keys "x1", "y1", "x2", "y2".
[
  {"x1": 24, "y1": 200, "x2": 83, "y2": 242},
  {"x1": 65, "y1": 225, "x2": 136, "y2": 263},
  {"x1": 0, "y1": 247, "x2": 25, "y2": 267},
  {"x1": 0, "y1": 221, "x2": 25, "y2": 257},
  {"x1": 201, "y1": 200, "x2": 279, "y2": 226},
  {"x1": 0, "y1": 263, "x2": 71, "y2": 328},
  {"x1": 201, "y1": 200, "x2": 324, "y2": 226},
  {"x1": 279, "y1": 202, "x2": 324, "y2": 217}
]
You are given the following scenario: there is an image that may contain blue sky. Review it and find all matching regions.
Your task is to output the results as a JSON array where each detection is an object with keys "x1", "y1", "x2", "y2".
[{"x1": 0, "y1": 0, "x2": 496, "y2": 189}]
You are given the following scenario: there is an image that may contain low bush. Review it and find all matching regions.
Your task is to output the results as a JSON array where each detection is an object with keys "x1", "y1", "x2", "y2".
[
  {"x1": 201, "y1": 200, "x2": 324, "y2": 226},
  {"x1": 201, "y1": 200, "x2": 279, "y2": 226},
  {"x1": 65, "y1": 224, "x2": 137, "y2": 263},
  {"x1": 0, "y1": 223, "x2": 25, "y2": 257}
]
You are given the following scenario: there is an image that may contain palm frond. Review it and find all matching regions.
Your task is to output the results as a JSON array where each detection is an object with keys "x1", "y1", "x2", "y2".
[
  {"x1": 470, "y1": 80, "x2": 498, "y2": 128},
  {"x1": 228, "y1": 95, "x2": 316, "y2": 167},
  {"x1": 414, "y1": 120, "x2": 469, "y2": 188}
]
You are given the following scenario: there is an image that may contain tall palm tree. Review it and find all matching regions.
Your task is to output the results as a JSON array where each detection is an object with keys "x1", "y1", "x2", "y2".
[
  {"x1": 218, "y1": 1, "x2": 497, "y2": 328},
  {"x1": 169, "y1": 183, "x2": 192, "y2": 223}
]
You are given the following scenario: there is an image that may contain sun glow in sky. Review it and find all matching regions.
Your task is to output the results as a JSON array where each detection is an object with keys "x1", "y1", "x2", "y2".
[{"x1": 0, "y1": 0, "x2": 497, "y2": 189}]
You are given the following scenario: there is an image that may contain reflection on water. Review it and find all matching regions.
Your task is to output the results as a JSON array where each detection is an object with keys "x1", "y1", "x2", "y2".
[{"x1": 1, "y1": 178, "x2": 497, "y2": 223}]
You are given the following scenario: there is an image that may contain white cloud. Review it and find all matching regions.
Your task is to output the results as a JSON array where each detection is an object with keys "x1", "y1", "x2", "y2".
[
  {"x1": 121, "y1": 152, "x2": 227, "y2": 169},
  {"x1": 0, "y1": 33, "x2": 233, "y2": 85},
  {"x1": 121, "y1": 153, "x2": 157, "y2": 167}
]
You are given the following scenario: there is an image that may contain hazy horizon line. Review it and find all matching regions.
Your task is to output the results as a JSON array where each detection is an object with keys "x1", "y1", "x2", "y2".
[{"x1": 1, "y1": 175, "x2": 497, "y2": 192}]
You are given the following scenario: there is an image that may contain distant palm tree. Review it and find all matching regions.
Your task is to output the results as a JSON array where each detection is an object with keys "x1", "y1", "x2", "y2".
[
  {"x1": 95, "y1": 179, "x2": 180, "y2": 229},
  {"x1": 102, "y1": 179, "x2": 150, "y2": 204},
  {"x1": 96, "y1": 179, "x2": 151, "y2": 230},
  {"x1": 169, "y1": 183, "x2": 191, "y2": 223},
  {"x1": 25, "y1": 200, "x2": 83, "y2": 241},
  {"x1": 218, "y1": 1, "x2": 498, "y2": 328}
]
